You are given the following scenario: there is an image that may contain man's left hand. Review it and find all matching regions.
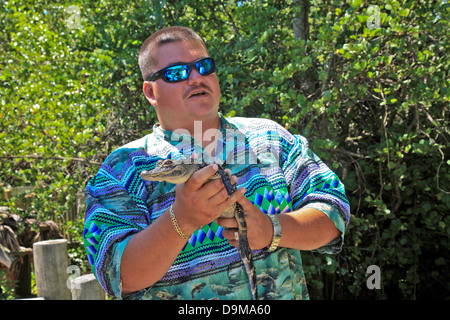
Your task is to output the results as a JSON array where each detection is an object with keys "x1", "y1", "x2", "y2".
[{"x1": 215, "y1": 195, "x2": 274, "y2": 250}]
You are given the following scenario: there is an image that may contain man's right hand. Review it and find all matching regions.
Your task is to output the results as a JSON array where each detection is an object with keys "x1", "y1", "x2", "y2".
[{"x1": 172, "y1": 164, "x2": 245, "y2": 235}]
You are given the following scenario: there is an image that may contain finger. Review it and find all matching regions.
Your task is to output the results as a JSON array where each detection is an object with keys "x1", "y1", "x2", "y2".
[
  {"x1": 236, "y1": 192, "x2": 254, "y2": 211},
  {"x1": 185, "y1": 163, "x2": 218, "y2": 191},
  {"x1": 215, "y1": 187, "x2": 246, "y2": 213},
  {"x1": 202, "y1": 174, "x2": 240, "y2": 204},
  {"x1": 215, "y1": 216, "x2": 238, "y2": 229},
  {"x1": 221, "y1": 228, "x2": 239, "y2": 247},
  {"x1": 222, "y1": 227, "x2": 239, "y2": 239},
  {"x1": 207, "y1": 184, "x2": 230, "y2": 205}
]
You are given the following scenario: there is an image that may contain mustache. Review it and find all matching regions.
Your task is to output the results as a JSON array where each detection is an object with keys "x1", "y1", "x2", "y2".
[{"x1": 183, "y1": 84, "x2": 211, "y2": 99}]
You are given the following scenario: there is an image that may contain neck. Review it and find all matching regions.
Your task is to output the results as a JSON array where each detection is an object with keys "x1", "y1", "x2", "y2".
[
  {"x1": 160, "y1": 115, "x2": 221, "y2": 148},
  {"x1": 192, "y1": 116, "x2": 221, "y2": 149}
]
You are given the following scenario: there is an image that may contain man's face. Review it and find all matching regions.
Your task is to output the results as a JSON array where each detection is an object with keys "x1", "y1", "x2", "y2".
[{"x1": 143, "y1": 40, "x2": 221, "y2": 132}]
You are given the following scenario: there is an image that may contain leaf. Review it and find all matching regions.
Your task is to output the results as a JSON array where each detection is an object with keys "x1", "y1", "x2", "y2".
[
  {"x1": 350, "y1": 0, "x2": 363, "y2": 8},
  {"x1": 399, "y1": 9, "x2": 410, "y2": 17}
]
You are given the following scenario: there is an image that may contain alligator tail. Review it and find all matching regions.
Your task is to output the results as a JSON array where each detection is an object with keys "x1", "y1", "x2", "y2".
[{"x1": 236, "y1": 203, "x2": 257, "y2": 300}]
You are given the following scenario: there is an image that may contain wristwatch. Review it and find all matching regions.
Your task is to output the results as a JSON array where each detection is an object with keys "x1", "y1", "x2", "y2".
[{"x1": 265, "y1": 214, "x2": 281, "y2": 252}]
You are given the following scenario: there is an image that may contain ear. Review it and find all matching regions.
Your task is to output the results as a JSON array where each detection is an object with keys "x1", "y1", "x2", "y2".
[{"x1": 143, "y1": 81, "x2": 157, "y2": 107}]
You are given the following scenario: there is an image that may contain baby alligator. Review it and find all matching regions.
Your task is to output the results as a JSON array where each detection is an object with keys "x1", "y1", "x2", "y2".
[{"x1": 140, "y1": 159, "x2": 257, "y2": 300}]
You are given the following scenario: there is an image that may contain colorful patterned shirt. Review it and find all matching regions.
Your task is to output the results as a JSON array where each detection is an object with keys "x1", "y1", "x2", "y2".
[{"x1": 83, "y1": 114, "x2": 350, "y2": 300}]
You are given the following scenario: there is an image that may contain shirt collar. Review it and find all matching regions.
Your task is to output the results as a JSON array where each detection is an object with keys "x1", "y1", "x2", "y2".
[
  {"x1": 150, "y1": 113, "x2": 251, "y2": 165},
  {"x1": 152, "y1": 112, "x2": 241, "y2": 143}
]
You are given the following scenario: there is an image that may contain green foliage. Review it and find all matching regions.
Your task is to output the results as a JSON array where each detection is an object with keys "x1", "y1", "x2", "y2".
[
  {"x1": 0, "y1": 269, "x2": 16, "y2": 300},
  {"x1": 1, "y1": 0, "x2": 448, "y2": 299}
]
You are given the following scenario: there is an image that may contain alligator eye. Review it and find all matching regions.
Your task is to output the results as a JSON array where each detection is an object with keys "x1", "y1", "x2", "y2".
[{"x1": 161, "y1": 159, "x2": 173, "y2": 166}]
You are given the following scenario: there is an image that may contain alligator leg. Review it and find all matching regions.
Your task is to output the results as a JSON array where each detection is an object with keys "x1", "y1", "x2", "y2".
[
  {"x1": 215, "y1": 167, "x2": 236, "y2": 196},
  {"x1": 235, "y1": 203, "x2": 257, "y2": 300}
]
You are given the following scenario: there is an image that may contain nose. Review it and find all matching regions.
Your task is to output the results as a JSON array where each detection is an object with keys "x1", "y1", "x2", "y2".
[{"x1": 186, "y1": 67, "x2": 204, "y2": 86}]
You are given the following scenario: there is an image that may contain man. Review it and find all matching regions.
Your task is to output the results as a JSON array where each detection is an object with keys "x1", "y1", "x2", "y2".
[{"x1": 83, "y1": 26, "x2": 350, "y2": 300}]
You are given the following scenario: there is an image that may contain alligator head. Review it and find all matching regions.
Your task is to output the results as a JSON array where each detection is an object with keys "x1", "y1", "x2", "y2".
[{"x1": 140, "y1": 159, "x2": 200, "y2": 184}]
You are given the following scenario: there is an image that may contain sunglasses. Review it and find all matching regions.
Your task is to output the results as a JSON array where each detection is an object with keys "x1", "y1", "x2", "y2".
[{"x1": 147, "y1": 57, "x2": 216, "y2": 83}]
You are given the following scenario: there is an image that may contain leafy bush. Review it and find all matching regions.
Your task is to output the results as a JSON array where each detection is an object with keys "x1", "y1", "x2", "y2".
[{"x1": 1, "y1": 0, "x2": 448, "y2": 299}]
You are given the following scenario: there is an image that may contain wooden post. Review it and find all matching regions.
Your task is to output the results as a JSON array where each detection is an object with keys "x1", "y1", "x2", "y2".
[
  {"x1": 71, "y1": 273, "x2": 106, "y2": 300},
  {"x1": 33, "y1": 239, "x2": 71, "y2": 300}
]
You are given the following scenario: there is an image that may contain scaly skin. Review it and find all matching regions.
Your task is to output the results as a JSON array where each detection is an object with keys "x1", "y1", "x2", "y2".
[{"x1": 140, "y1": 159, "x2": 257, "y2": 300}]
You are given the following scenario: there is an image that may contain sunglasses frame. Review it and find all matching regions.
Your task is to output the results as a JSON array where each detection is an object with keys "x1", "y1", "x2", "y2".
[{"x1": 147, "y1": 57, "x2": 216, "y2": 83}]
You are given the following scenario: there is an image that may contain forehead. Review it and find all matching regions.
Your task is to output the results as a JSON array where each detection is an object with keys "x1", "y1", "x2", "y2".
[{"x1": 153, "y1": 40, "x2": 209, "y2": 70}]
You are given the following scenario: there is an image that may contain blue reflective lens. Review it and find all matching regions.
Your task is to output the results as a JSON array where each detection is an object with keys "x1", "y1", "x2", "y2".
[
  {"x1": 197, "y1": 58, "x2": 214, "y2": 75},
  {"x1": 164, "y1": 65, "x2": 189, "y2": 82},
  {"x1": 148, "y1": 57, "x2": 215, "y2": 83}
]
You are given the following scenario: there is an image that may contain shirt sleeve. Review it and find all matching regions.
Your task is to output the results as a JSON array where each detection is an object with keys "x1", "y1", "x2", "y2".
[
  {"x1": 280, "y1": 129, "x2": 351, "y2": 254},
  {"x1": 83, "y1": 147, "x2": 149, "y2": 298}
]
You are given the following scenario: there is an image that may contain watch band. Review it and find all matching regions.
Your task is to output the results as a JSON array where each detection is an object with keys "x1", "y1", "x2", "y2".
[{"x1": 265, "y1": 214, "x2": 281, "y2": 252}]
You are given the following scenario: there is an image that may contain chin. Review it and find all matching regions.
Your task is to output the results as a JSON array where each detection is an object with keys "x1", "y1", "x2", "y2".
[{"x1": 188, "y1": 102, "x2": 219, "y2": 118}]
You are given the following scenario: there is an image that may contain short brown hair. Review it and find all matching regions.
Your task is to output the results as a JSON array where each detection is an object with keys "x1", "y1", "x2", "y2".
[{"x1": 138, "y1": 26, "x2": 207, "y2": 81}]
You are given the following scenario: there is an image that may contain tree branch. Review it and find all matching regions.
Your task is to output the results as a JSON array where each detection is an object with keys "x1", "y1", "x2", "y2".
[
  {"x1": 0, "y1": 154, "x2": 101, "y2": 166},
  {"x1": 219, "y1": 0, "x2": 242, "y2": 36},
  {"x1": 293, "y1": 0, "x2": 309, "y2": 40}
]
